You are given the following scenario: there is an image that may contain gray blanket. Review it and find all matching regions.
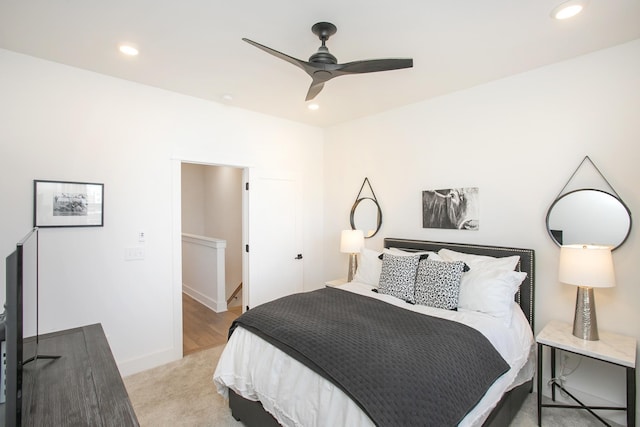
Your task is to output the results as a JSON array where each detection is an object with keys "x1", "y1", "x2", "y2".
[{"x1": 229, "y1": 287, "x2": 509, "y2": 426}]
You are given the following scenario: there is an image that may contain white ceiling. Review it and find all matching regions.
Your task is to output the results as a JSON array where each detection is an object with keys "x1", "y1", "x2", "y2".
[{"x1": 1, "y1": 1, "x2": 639, "y2": 127}]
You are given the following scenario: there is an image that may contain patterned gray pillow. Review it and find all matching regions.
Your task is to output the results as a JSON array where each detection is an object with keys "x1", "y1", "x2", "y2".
[
  {"x1": 377, "y1": 253, "x2": 420, "y2": 303},
  {"x1": 414, "y1": 259, "x2": 466, "y2": 310}
]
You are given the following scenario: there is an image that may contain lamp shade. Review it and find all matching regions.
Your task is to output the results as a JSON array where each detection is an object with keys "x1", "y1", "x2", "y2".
[
  {"x1": 559, "y1": 244, "x2": 615, "y2": 288},
  {"x1": 340, "y1": 230, "x2": 364, "y2": 253}
]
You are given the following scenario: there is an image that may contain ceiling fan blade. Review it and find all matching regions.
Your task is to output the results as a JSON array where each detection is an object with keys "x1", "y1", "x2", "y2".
[
  {"x1": 242, "y1": 38, "x2": 308, "y2": 71},
  {"x1": 305, "y1": 70, "x2": 336, "y2": 100},
  {"x1": 337, "y1": 58, "x2": 413, "y2": 75},
  {"x1": 305, "y1": 81, "x2": 325, "y2": 101}
]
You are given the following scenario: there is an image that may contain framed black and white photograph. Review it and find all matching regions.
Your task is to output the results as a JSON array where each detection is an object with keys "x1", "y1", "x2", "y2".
[
  {"x1": 34, "y1": 180, "x2": 104, "y2": 227},
  {"x1": 422, "y1": 187, "x2": 479, "y2": 230}
]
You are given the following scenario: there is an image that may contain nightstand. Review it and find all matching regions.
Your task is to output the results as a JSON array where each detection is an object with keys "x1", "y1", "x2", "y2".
[
  {"x1": 536, "y1": 320, "x2": 636, "y2": 426},
  {"x1": 325, "y1": 278, "x2": 348, "y2": 288}
]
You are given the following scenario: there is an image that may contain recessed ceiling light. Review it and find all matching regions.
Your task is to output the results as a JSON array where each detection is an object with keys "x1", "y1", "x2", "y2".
[
  {"x1": 551, "y1": 0, "x2": 588, "y2": 20},
  {"x1": 119, "y1": 44, "x2": 139, "y2": 56},
  {"x1": 221, "y1": 94, "x2": 234, "y2": 102},
  {"x1": 307, "y1": 103, "x2": 319, "y2": 111}
]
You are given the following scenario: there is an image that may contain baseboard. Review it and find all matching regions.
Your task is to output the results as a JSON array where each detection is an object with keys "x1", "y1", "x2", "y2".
[
  {"x1": 183, "y1": 285, "x2": 227, "y2": 313},
  {"x1": 118, "y1": 346, "x2": 181, "y2": 377}
]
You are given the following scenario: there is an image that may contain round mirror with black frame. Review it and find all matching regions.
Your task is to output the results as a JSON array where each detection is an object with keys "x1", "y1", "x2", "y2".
[
  {"x1": 546, "y1": 188, "x2": 632, "y2": 250},
  {"x1": 349, "y1": 178, "x2": 383, "y2": 239},
  {"x1": 350, "y1": 197, "x2": 382, "y2": 238}
]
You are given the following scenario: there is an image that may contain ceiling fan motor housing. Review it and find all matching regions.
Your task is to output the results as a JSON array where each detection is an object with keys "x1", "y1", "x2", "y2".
[
  {"x1": 309, "y1": 22, "x2": 338, "y2": 64},
  {"x1": 309, "y1": 47, "x2": 337, "y2": 64}
]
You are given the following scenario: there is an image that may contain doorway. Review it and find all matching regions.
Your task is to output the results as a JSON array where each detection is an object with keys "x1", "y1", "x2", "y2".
[
  {"x1": 180, "y1": 163, "x2": 243, "y2": 355},
  {"x1": 171, "y1": 160, "x2": 304, "y2": 359}
]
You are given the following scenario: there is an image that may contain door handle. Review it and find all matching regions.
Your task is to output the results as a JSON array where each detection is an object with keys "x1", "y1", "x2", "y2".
[{"x1": 294, "y1": 254, "x2": 303, "y2": 260}]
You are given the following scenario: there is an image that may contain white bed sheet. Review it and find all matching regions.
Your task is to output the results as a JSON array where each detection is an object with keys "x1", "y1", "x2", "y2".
[{"x1": 214, "y1": 281, "x2": 534, "y2": 427}]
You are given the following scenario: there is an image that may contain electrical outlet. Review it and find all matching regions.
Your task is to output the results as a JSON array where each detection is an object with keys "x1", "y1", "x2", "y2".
[{"x1": 138, "y1": 231, "x2": 145, "y2": 243}]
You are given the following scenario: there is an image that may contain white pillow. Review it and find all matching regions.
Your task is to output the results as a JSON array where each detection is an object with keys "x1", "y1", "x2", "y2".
[
  {"x1": 438, "y1": 248, "x2": 519, "y2": 271},
  {"x1": 352, "y1": 248, "x2": 382, "y2": 286},
  {"x1": 438, "y1": 248, "x2": 523, "y2": 326},
  {"x1": 457, "y1": 269, "x2": 527, "y2": 326}
]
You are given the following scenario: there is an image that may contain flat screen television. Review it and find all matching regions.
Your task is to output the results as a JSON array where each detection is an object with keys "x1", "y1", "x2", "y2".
[{"x1": 1, "y1": 228, "x2": 58, "y2": 427}]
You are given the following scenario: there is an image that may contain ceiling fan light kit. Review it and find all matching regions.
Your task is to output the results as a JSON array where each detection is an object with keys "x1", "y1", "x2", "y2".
[{"x1": 243, "y1": 22, "x2": 413, "y2": 101}]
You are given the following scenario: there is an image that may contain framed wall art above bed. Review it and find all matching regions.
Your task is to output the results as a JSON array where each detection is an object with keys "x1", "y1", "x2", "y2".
[{"x1": 422, "y1": 188, "x2": 479, "y2": 231}]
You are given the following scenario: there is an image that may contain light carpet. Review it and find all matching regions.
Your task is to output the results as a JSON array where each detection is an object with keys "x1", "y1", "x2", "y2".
[
  {"x1": 124, "y1": 345, "x2": 615, "y2": 426},
  {"x1": 124, "y1": 345, "x2": 241, "y2": 427}
]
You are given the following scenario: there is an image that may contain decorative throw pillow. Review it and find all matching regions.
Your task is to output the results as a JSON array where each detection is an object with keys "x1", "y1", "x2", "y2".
[
  {"x1": 414, "y1": 260, "x2": 466, "y2": 310},
  {"x1": 352, "y1": 248, "x2": 383, "y2": 286},
  {"x1": 377, "y1": 253, "x2": 420, "y2": 303}
]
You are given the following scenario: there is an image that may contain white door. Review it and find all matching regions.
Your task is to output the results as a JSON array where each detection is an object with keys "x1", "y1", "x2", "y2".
[{"x1": 243, "y1": 169, "x2": 303, "y2": 310}]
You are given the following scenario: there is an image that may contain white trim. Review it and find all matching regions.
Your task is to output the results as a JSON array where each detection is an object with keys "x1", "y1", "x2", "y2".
[
  {"x1": 182, "y1": 285, "x2": 227, "y2": 313},
  {"x1": 117, "y1": 346, "x2": 177, "y2": 377},
  {"x1": 170, "y1": 160, "x2": 184, "y2": 362},
  {"x1": 181, "y1": 233, "x2": 227, "y2": 249}
]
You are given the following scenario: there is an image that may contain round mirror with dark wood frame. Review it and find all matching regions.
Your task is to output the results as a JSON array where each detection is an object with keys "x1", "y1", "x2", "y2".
[
  {"x1": 350, "y1": 197, "x2": 382, "y2": 238},
  {"x1": 546, "y1": 188, "x2": 632, "y2": 250}
]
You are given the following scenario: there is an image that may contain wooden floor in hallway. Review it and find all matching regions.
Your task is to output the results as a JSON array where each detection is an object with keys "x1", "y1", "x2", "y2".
[{"x1": 182, "y1": 292, "x2": 242, "y2": 356}]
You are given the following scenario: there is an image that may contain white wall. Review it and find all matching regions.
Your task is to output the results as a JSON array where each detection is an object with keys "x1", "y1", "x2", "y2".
[
  {"x1": 324, "y1": 39, "x2": 640, "y2": 422},
  {"x1": 180, "y1": 163, "x2": 207, "y2": 236},
  {"x1": 0, "y1": 48, "x2": 325, "y2": 375},
  {"x1": 204, "y1": 165, "x2": 243, "y2": 299}
]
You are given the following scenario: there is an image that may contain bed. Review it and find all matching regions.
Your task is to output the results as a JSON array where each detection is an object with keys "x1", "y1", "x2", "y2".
[{"x1": 214, "y1": 238, "x2": 536, "y2": 426}]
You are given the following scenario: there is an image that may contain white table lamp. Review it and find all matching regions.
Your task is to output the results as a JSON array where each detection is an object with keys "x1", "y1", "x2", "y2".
[
  {"x1": 559, "y1": 244, "x2": 615, "y2": 341},
  {"x1": 340, "y1": 230, "x2": 364, "y2": 282}
]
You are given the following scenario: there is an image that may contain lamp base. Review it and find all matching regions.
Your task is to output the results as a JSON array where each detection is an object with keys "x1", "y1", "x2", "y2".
[
  {"x1": 347, "y1": 253, "x2": 358, "y2": 282},
  {"x1": 572, "y1": 286, "x2": 599, "y2": 341}
]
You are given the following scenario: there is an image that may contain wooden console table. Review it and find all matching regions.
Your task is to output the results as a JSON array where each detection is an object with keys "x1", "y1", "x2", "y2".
[{"x1": 21, "y1": 323, "x2": 138, "y2": 426}]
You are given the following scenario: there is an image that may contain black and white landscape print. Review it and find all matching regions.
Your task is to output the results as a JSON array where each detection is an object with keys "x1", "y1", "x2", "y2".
[
  {"x1": 422, "y1": 187, "x2": 479, "y2": 230},
  {"x1": 53, "y1": 192, "x2": 88, "y2": 216}
]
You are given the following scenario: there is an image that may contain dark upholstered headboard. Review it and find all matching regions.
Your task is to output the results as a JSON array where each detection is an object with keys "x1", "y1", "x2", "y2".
[{"x1": 383, "y1": 238, "x2": 535, "y2": 331}]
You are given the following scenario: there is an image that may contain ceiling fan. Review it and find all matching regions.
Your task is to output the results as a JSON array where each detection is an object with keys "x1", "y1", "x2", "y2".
[{"x1": 242, "y1": 22, "x2": 413, "y2": 101}]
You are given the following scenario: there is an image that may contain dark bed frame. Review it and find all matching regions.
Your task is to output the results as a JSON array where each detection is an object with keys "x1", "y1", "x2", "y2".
[{"x1": 228, "y1": 238, "x2": 535, "y2": 427}]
